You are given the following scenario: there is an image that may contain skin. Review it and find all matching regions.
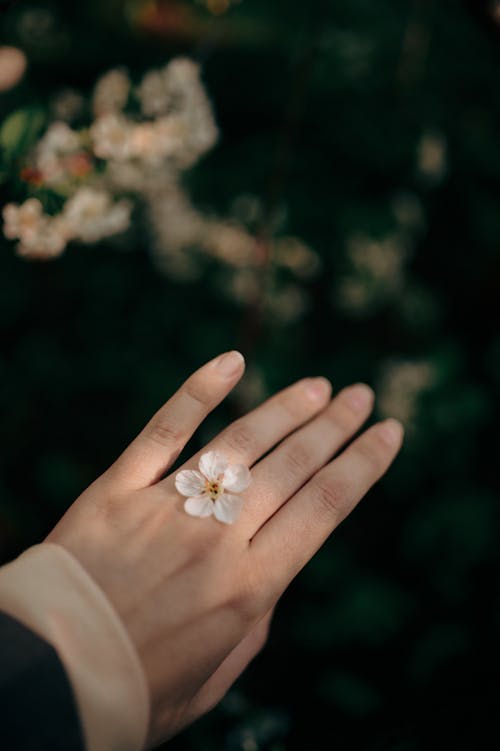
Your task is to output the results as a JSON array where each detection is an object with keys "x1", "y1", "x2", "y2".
[{"x1": 45, "y1": 350, "x2": 404, "y2": 748}]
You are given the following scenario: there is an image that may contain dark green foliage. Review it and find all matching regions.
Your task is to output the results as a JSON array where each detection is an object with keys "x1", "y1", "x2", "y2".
[{"x1": 1, "y1": 1, "x2": 500, "y2": 749}]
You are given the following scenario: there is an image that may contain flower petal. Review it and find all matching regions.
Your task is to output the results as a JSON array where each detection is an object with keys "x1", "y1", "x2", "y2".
[
  {"x1": 222, "y1": 464, "x2": 251, "y2": 493},
  {"x1": 175, "y1": 470, "x2": 206, "y2": 498},
  {"x1": 213, "y1": 493, "x2": 244, "y2": 524},
  {"x1": 199, "y1": 451, "x2": 228, "y2": 482},
  {"x1": 184, "y1": 496, "x2": 214, "y2": 518}
]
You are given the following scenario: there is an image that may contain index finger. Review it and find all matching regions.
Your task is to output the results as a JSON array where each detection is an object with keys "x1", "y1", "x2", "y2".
[
  {"x1": 107, "y1": 351, "x2": 246, "y2": 490},
  {"x1": 249, "y1": 418, "x2": 404, "y2": 595}
]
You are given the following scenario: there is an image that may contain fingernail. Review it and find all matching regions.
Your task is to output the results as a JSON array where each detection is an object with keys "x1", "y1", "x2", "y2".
[
  {"x1": 343, "y1": 383, "x2": 374, "y2": 412},
  {"x1": 377, "y1": 418, "x2": 404, "y2": 447},
  {"x1": 304, "y1": 377, "x2": 331, "y2": 400},
  {"x1": 215, "y1": 350, "x2": 245, "y2": 377}
]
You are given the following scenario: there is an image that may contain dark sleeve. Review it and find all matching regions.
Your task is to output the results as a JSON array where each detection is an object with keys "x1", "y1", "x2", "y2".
[{"x1": 0, "y1": 611, "x2": 85, "y2": 751}]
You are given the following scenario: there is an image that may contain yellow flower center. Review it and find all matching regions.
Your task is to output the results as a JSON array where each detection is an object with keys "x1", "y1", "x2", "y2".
[{"x1": 205, "y1": 479, "x2": 223, "y2": 501}]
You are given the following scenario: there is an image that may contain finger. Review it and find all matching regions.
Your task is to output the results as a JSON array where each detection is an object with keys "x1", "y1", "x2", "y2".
[
  {"x1": 240, "y1": 383, "x2": 374, "y2": 538},
  {"x1": 189, "y1": 608, "x2": 274, "y2": 717},
  {"x1": 107, "y1": 351, "x2": 246, "y2": 490},
  {"x1": 164, "y1": 377, "x2": 332, "y2": 490},
  {"x1": 250, "y1": 419, "x2": 404, "y2": 594}
]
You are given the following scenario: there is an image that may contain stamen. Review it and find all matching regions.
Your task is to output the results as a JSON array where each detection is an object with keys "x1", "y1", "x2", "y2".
[{"x1": 205, "y1": 479, "x2": 222, "y2": 500}]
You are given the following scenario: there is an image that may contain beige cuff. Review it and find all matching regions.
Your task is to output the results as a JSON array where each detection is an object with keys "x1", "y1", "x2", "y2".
[{"x1": 0, "y1": 543, "x2": 149, "y2": 751}]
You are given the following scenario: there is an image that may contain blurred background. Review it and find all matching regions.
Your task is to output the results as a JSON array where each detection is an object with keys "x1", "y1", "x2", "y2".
[{"x1": 1, "y1": 0, "x2": 500, "y2": 749}]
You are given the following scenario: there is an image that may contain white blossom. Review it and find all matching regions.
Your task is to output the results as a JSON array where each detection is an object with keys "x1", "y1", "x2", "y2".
[
  {"x1": 137, "y1": 69, "x2": 170, "y2": 117},
  {"x1": 2, "y1": 199, "x2": 68, "y2": 259},
  {"x1": 3, "y1": 198, "x2": 44, "y2": 242},
  {"x1": 16, "y1": 216, "x2": 68, "y2": 259},
  {"x1": 337, "y1": 233, "x2": 408, "y2": 315},
  {"x1": 417, "y1": 129, "x2": 447, "y2": 181},
  {"x1": 34, "y1": 122, "x2": 84, "y2": 186},
  {"x1": 63, "y1": 188, "x2": 131, "y2": 243},
  {"x1": 38, "y1": 121, "x2": 81, "y2": 154},
  {"x1": 135, "y1": 58, "x2": 218, "y2": 168},
  {"x1": 157, "y1": 58, "x2": 218, "y2": 167},
  {"x1": 378, "y1": 359, "x2": 437, "y2": 427},
  {"x1": 175, "y1": 451, "x2": 251, "y2": 524},
  {"x1": 273, "y1": 237, "x2": 322, "y2": 279},
  {"x1": 147, "y1": 187, "x2": 259, "y2": 273},
  {"x1": 1, "y1": 56, "x2": 295, "y2": 275},
  {"x1": 201, "y1": 220, "x2": 257, "y2": 265},
  {"x1": 90, "y1": 114, "x2": 134, "y2": 161},
  {"x1": 93, "y1": 68, "x2": 130, "y2": 117},
  {"x1": 129, "y1": 118, "x2": 185, "y2": 164}
]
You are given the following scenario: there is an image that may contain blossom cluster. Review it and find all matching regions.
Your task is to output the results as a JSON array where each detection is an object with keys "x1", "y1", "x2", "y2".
[
  {"x1": 1, "y1": 57, "x2": 320, "y2": 326},
  {"x1": 3, "y1": 191, "x2": 131, "y2": 259},
  {"x1": 1, "y1": 58, "x2": 218, "y2": 260},
  {"x1": 377, "y1": 358, "x2": 437, "y2": 428}
]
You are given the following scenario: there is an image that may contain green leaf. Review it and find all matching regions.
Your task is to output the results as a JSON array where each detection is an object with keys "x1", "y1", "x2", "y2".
[{"x1": 0, "y1": 108, "x2": 46, "y2": 163}]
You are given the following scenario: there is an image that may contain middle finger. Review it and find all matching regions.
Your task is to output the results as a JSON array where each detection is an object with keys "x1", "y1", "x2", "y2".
[{"x1": 160, "y1": 376, "x2": 332, "y2": 491}]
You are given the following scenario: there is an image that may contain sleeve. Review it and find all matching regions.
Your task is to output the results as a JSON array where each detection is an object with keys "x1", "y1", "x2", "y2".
[
  {"x1": 0, "y1": 610, "x2": 85, "y2": 750},
  {"x1": 0, "y1": 543, "x2": 150, "y2": 751}
]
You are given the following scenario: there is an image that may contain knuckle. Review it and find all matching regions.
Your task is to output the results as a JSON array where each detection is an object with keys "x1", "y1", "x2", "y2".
[
  {"x1": 355, "y1": 436, "x2": 385, "y2": 472},
  {"x1": 279, "y1": 391, "x2": 306, "y2": 420},
  {"x1": 226, "y1": 591, "x2": 259, "y2": 625},
  {"x1": 148, "y1": 420, "x2": 184, "y2": 448},
  {"x1": 326, "y1": 398, "x2": 360, "y2": 431},
  {"x1": 313, "y1": 477, "x2": 349, "y2": 518},
  {"x1": 226, "y1": 571, "x2": 264, "y2": 624},
  {"x1": 284, "y1": 442, "x2": 312, "y2": 478},
  {"x1": 183, "y1": 379, "x2": 211, "y2": 408},
  {"x1": 222, "y1": 421, "x2": 257, "y2": 456}
]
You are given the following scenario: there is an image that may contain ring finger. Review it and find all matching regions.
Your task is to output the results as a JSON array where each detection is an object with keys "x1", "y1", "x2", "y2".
[{"x1": 239, "y1": 383, "x2": 374, "y2": 538}]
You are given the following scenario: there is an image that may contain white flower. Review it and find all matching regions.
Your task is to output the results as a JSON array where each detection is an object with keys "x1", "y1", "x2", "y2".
[
  {"x1": 377, "y1": 359, "x2": 437, "y2": 427},
  {"x1": 16, "y1": 215, "x2": 68, "y2": 259},
  {"x1": 138, "y1": 58, "x2": 201, "y2": 118},
  {"x1": 34, "y1": 121, "x2": 83, "y2": 185},
  {"x1": 63, "y1": 187, "x2": 131, "y2": 243},
  {"x1": 417, "y1": 129, "x2": 447, "y2": 181},
  {"x1": 90, "y1": 114, "x2": 134, "y2": 161},
  {"x1": 38, "y1": 121, "x2": 81, "y2": 155},
  {"x1": 93, "y1": 68, "x2": 130, "y2": 117},
  {"x1": 128, "y1": 118, "x2": 184, "y2": 164},
  {"x1": 3, "y1": 198, "x2": 44, "y2": 242},
  {"x1": 175, "y1": 451, "x2": 251, "y2": 524},
  {"x1": 273, "y1": 237, "x2": 322, "y2": 279},
  {"x1": 201, "y1": 220, "x2": 257, "y2": 265},
  {"x1": 141, "y1": 57, "x2": 218, "y2": 168},
  {"x1": 137, "y1": 69, "x2": 170, "y2": 117},
  {"x1": 3, "y1": 199, "x2": 69, "y2": 258}
]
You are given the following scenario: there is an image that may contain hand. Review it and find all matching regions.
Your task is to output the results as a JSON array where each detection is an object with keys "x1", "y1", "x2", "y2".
[{"x1": 45, "y1": 351, "x2": 403, "y2": 747}]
